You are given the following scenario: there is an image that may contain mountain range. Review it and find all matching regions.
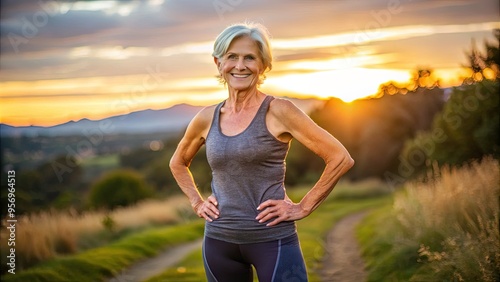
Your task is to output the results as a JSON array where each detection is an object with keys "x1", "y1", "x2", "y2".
[{"x1": 0, "y1": 98, "x2": 322, "y2": 137}]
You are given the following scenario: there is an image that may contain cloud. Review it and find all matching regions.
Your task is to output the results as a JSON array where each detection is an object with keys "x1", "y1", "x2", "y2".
[{"x1": 1, "y1": 0, "x2": 499, "y2": 123}]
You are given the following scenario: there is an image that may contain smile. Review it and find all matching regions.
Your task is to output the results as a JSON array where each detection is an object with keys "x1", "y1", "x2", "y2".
[{"x1": 231, "y1": 74, "x2": 251, "y2": 78}]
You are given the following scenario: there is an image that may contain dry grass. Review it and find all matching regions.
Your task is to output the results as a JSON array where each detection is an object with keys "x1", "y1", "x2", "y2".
[
  {"x1": 0, "y1": 195, "x2": 191, "y2": 270},
  {"x1": 394, "y1": 157, "x2": 500, "y2": 281}
]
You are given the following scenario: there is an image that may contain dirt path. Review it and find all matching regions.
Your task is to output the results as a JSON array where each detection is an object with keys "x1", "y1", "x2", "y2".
[
  {"x1": 321, "y1": 211, "x2": 369, "y2": 282},
  {"x1": 108, "y1": 238, "x2": 203, "y2": 282}
]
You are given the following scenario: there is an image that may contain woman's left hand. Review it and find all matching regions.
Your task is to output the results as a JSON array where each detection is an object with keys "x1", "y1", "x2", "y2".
[{"x1": 256, "y1": 199, "x2": 308, "y2": 226}]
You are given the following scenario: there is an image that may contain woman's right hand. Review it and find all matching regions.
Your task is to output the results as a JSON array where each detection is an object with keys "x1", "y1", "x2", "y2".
[{"x1": 193, "y1": 195, "x2": 219, "y2": 222}]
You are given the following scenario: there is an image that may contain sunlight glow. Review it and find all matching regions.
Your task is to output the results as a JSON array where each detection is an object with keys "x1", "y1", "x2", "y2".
[
  {"x1": 266, "y1": 68, "x2": 412, "y2": 102},
  {"x1": 286, "y1": 54, "x2": 393, "y2": 71}
]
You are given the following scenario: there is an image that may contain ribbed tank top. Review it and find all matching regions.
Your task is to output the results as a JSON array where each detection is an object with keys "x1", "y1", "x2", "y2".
[{"x1": 204, "y1": 95, "x2": 297, "y2": 244}]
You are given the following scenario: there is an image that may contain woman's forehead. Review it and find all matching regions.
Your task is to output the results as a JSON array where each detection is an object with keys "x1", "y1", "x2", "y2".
[{"x1": 226, "y1": 36, "x2": 259, "y2": 54}]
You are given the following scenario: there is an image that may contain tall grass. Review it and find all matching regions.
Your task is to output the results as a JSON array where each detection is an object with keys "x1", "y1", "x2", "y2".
[
  {"x1": 398, "y1": 157, "x2": 499, "y2": 281},
  {"x1": 358, "y1": 157, "x2": 500, "y2": 281},
  {"x1": 0, "y1": 195, "x2": 192, "y2": 272}
]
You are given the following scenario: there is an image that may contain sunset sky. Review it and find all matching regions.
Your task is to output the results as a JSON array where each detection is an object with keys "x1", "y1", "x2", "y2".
[{"x1": 1, "y1": 0, "x2": 499, "y2": 126}]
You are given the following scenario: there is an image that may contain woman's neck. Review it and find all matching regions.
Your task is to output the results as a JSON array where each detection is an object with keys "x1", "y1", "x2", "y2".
[{"x1": 225, "y1": 88, "x2": 265, "y2": 113}]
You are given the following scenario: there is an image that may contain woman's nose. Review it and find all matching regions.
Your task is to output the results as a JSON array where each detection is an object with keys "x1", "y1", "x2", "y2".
[{"x1": 235, "y1": 58, "x2": 246, "y2": 71}]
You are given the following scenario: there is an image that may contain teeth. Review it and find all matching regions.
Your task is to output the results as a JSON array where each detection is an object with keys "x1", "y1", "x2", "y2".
[{"x1": 232, "y1": 74, "x2": 250, "y2": 78}]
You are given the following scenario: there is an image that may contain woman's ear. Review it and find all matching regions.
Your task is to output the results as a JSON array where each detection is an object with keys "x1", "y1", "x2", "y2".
[{"x1": 214, "y1": 57, "x2": 220, "y2": 69}]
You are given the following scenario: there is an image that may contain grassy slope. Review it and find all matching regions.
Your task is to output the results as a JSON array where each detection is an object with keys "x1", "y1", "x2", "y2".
[
  {"x1": 356, "y1": 158, "x2": 500, "y2": 282},
  {"x1": 1, "y1": 221, "x2": 204, "y2": 282}
]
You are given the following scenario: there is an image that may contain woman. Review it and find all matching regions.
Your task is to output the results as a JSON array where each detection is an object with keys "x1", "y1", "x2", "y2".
[{"x1": 169, "y1": 22, "x2": 354, "y2": 282}]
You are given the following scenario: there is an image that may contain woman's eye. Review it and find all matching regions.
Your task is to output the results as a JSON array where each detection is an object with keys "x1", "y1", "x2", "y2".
[
  {"x1": 245, "y1": 56, "x2": 255, "y2": 60},
  {"x1": 227, "y1": 54, "x2": 237, "y2": 60}
]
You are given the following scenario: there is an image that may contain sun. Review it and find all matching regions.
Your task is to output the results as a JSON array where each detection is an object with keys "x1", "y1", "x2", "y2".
[{"x1": 265, "y1": 68, "x2": 413, "y2": 102}]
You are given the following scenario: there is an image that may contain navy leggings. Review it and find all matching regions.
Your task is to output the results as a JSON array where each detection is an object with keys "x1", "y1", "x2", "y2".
[{"x1": 202, "y1": 233, "x2": 308, "y2": 282}]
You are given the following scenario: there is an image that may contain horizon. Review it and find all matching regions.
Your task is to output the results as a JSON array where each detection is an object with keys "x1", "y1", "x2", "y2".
[
  {"x1": 0, "y1": 95, "x2": 324, "y2": 128},
  {"x1": 1, "y1": 0, "x2": 499, "y2": 127}
]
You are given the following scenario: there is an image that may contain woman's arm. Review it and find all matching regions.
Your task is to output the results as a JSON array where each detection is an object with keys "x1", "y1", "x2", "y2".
[
  {"x1": 169, "y1": 106, "x2": 219, "y2": 222},
  {"x1": 256, "y1": 99, "x2": 354, "y2": 226}
]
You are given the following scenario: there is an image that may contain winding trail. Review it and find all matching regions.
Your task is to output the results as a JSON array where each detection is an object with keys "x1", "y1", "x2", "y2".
[
  {"x1": 321, "y1": 211, "x2": 369, "y2": 282},
  {"x1": 108, "y1": 239, "x2": 203, "y2": 282}
]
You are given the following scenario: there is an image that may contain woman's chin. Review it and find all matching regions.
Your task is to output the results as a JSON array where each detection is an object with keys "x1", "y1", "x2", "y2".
[{"x1": 228, "y1": 84, "x2": 257, "y2": 92}]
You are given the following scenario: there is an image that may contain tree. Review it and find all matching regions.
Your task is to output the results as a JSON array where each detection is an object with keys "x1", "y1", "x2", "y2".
[
  {"x1": 399, "y1": 30, "x2": 500, "y2": 178},
  {"x1": 88, "y1": 169, "x2": 153, "y2": 210},
  {"x1": 374, "y1": 68, "x2": 440, "y2": 98},
  {"x1": 463, "y1": 29, "x2": 499, "y2": 84}
]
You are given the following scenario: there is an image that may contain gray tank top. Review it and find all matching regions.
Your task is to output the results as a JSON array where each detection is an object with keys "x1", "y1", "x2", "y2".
[{"x1": 205, "y1": 95, "x2": 297, "y2": 244}]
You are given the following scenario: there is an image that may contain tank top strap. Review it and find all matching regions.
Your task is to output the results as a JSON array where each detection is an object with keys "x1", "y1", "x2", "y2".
[
  {"x1": 211, "y1": 100, "x2": 225, "y2": 131},
  {"x1": 254, "y1": 95, "x2": 274, "y2": 125}
]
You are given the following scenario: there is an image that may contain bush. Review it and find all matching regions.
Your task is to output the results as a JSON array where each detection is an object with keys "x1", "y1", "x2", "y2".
[{"x1": 88, "y1": 169, "x2": 153, "y2": 210}]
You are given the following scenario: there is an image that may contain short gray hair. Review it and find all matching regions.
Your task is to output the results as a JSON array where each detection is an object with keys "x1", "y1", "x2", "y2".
[{"x1": 213, "y1": 22, "x2": 273, "y2": 85}]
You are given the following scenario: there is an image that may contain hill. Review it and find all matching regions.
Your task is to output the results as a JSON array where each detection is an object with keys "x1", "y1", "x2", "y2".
[{"x1": 0, "y1": 104, "x2": 203, "y2": 137}]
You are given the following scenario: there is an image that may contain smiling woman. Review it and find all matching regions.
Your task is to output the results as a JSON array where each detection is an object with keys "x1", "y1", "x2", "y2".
[{"x1": 169, "y1": 22, "x2": 355, "y2": 282}]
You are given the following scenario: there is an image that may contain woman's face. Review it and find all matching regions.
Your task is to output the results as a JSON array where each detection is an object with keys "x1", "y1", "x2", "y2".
[{"x1": 216, "y1": 36, "x2": 264, "y2": 91}]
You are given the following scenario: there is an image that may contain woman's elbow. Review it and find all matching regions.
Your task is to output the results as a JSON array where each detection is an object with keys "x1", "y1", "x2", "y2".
[
  {"x1": 325, "y1": 150, "x2": 354, "y2": 172},
  {"x1": 345, "y1": 155, "x2": 355, "y2": 170},
  {"x1": 169, "y1": 155, "x2": 183, "y2": 174},
  {"x1": 338, "y1": 150, "x2": 355, "y2": 172}
]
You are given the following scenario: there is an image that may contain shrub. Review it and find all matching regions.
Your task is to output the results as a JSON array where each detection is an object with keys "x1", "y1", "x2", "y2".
[{"x1": 88, "y1": 169, "x2": 153, "y2": 210}]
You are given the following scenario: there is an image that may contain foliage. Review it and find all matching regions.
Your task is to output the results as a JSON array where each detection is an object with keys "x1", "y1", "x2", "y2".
[
  {"x1": 102, "y1": 215, "x2": 116, "y2": 232},
  {"x1": 0, "y1": 156, "x2": 84, "y2": 217},
  {"x1": 399, "y1": 30, "x2": 499, "y2": 179},
  {"x1": 88, "y1": 169, "x2": 153, "y2": 210},
  {"x1": 120, "y1": 148, "x2": 164, "y2": 170},
  {"x1": 374, "y1": 68, "x2": 440, "y2": 97},
  {"x1": 358, "y1": 157, "x2": 500, "y2": 281},
  {"x1": 400, "y1": 79, "x2": 499, "y2": 177},
  {"x1": 463, "y1": 28, "x2": 499, "y2": 83}
]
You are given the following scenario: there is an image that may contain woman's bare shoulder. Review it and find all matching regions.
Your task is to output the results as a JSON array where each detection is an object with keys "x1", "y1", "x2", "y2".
[
  {"x1": 194, "y1": 104, "x2": 217, "y2": 124},
  {"x1": 268, "y1": 97, "x2": 305, "y2": 118},
  {"x1": 184, "y1": 103, "x2": 218, "y2": 139}
]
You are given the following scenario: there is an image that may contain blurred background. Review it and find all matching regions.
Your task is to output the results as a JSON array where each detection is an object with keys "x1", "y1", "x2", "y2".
[{"x1": 0, "y1": 0, "x2": 499, "y2": 281}]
